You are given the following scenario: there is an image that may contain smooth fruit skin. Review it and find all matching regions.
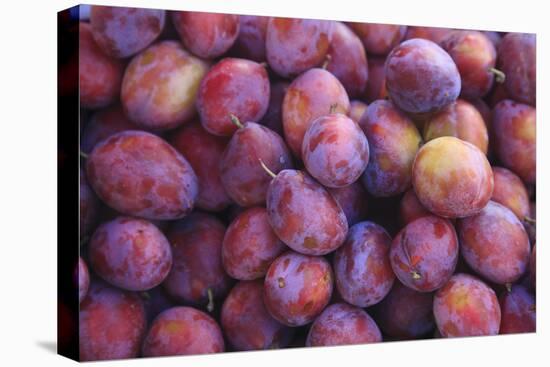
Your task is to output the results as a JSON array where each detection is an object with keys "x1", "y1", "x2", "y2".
[
  {"x1": 221, "y1": 280, "x2": 294, "y2": 350},
  {"x1": 302, "y1": 113, "x2": 369, "y2": 188},
  {"x1": 491, "y1": 167, "x2": 530, "y2": 221},
  {"x1": 80, "y1": 281, "x2": 147, "y2": 361},
  {"x1": 385, "y1": 38, "x2": 461, "y2": 114},
  {"x1": 266, "y1": 18, "x2": 333, "y2": 78},
  {"x1": 77, "y1": 257, "x2": 90, "y2": 304},
  {"x1": 390, "y1": 216, "x2": 458, "y2": 292},
  {"x1": 266, "y1": 170, "x2": 348, "y2": 256},
  {"x1": 347, "y1": 23, "x2": 407, "y2": 56},
  {"x1": 86, "y1": 131, "x2": 198, "y2": 220},
  {"x1": 282, "y1": 68, "x2": 350, "y2": 157},
  {"x1": 90, "y1": 6, "x2": 165, "y2": 58},
  {"x1": 80, "y1": 168, "x2": 99, "y2": 236},
  {"x1": 172, "y1": 12, "x2": 240, "y2": 59},
  {"x1": 89, "y1": 217, "x2": 173, "y2": 291},
  {"x1": 197, "y1": 58, "x2": 270, "y2": 137},
  {"x1": 222, "y1": 207, "x2": 287, "y2": 280},
  {"x1": 142, "y1": 306, "x2": 225, "y2": 357},
  {"x1": 399, "y1": 188, "x2": 430, "y2": 227},
  {"x1": 434, "y1": 273, "x2": 501, "y2": 337},
  {"x1": 412, "y1": 136, "x2": 493, "y2": 218},
  {"x1": 333, "y1": 221, "x2": 395, "y2": 307},
  {"x1": 359, "y1": 100, "x2": 422, "y2": 197},
  {"x1": 404, "y1": 26, "x2": 455, "y2": 45},
  {"x1": 220, "y1": 122, "x2": 293, "y2": 207},
  {"x1": 121, "y1": 41, "x2": 209, "y2": 131},
  {"x1": 364, "y1": 57, "x2": 387, "y2": 102},
  {"x1": 498, "y1": 33, "x2": 536, "y2": 106},
  {"x1": 440, "y1": 30, "x2": 497, "y2": 99},
  {"x1": 260, "y1": 81, "x2": 289, "y2": 135},
  {"x1": 457, "y1": 201, "x2": 530, "y2": 285},
  {"x1": 349, "y1": 100, "x2": 368, "y2": 124},
  {"x1": 328, "y1": 181, "x2": 369, "y2": 226},
  {"x1": 423, "y1": 99, "x2": 489, "y2": 155},
  {"x1": 499, "y1": 285, "x2": 536, "y2": 334},
  {"x1": 230, "y1": 15, "x2": 269, "y2": 62},
  {"x1": 306, "y1": 303, "x2": 382, "y2": 347},
  {"x1": 492, "y1": 100, "x2": 536, "y2": 184},
  {"x1": 263, "y1": 251, "x2": 333, "y2": 326}
]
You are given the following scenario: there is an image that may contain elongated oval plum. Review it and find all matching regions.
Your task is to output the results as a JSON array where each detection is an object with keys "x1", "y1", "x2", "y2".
[
  {"x1": 86, "y1": 131, "x2": 198, "y2": 220},
  {"x1": 90, "y1": 6, "x2": 165, "y2": 58},
  {"x1": 222, "y1": 207, "x2": 287, "y2": 280},
  {"x1": 306, "y1": 303, "x2": 382, "y2": 346},
  {"x1": 221, "y1": 280, "x2": 294, "y2": 350},
  {"x1": 412, "y1": 136, "x2": 493, "y2": 218},
  {"x1": 327, "y1": 181, "x2": 368, "y2": 226},
  {"x1": 347, "y1": 23, "x2": 406, "y2": 56},
  {"x1": 266, "y1": 169, "x2": 348, "y2": 255},
  {"x1": 80, "y1": 281, "x2": 147, "y2": 361},
  {"x1": 333, "y1": 221, "x2": 394, "y2": 307},
  {"x1": 282, "y1": 68, "x2": 350, "y2": 157},
  {"x1": 359, "y1": 100, "x2": 422, "y2": 197},
  {"x1": 399, "y1": 188, "x2": 430, "y2": 227},
  {"x1": 302, "y1": 113, "x2": 369, "y2": 188},
  {"x1": 121, "y1": 41, "x2": 209, "y2": 130},
  {"x1": 230, "y1": 15, "x2": 268, "y2": 62},
  {"x1": 385, "y1": 38, "x2": 461, "y2": 114},
  {"x1": 172, "y1": 11, "x2": 239, "y2": 59},
  {"x1": 390, "y1": 216, "x2": 458, "y2": 292},
  {"x1": 498, "y1": 33, "x2": 536, "y2": 106},
  {"x1": 423, "y1": 99, "x2": 488, "y2": 154},
  {"x1": 457, "y1": 201, "x2": 530, "y2": 285},
  {"x1": 263, "y1": 251, "x2": 333, "y2": 326},
  {"x1": 89, "y1": 217, "x2": 173, "y2": 291},
  {"x1": 266, "y1": 18, "x2": 333, "y2": 78},
  {"x1": 197, "y1": 58, "x2": 270, "y2": 136},
  {"x1": 492, "y1": 100, "x2": 536, "y2": 184},
  {"x1": 491, "y1": 167, "x2": 530, "y2": 221},
  {"x1": 220, "y1": 121, "x2": 292, "y2": 207},
  {"x1": 142, "y1": 306, "x2": 224, "y2": 357},
  {"x1": 434, "y1": 273, "x2": 501, "y2": 337},
  {"x1": 499, "y1": 285, "x2": 536, "y2": 334}
]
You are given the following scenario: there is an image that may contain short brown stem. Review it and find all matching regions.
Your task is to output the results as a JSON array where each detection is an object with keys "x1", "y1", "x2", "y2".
[
  {"x1": 329, "y1": 103, "x2": 339, "y2": 114},
  {"x1": 524, "y1": 216, "x2": 536, "y2": 225},
  {"x1": 322, "y1": 54, "x2": 332, "y2": 70},
  {"x1": 505, "y1": 283, "x2": 512, "y2": 293},
  {"x1": 489, "y1": 67, "x2": 506, "y2": 83},
  {"x1": 206, "y1": 288, "x2": 214, "y2": 313},
  {"x1": 411, "y1": 270, "x2": 422, "y2": 280},
  {"x1": 80, "y1": 150, "x2": 88, "y2": 159},
  {"x1": 229, "y1": 114, "x2": 244, "y2": 129},
  {"x1": 259, "y1": 159, "x2": 277, "y2": 179}
]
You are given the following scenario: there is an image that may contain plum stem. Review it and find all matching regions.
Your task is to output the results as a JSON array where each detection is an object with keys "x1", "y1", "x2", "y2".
[
  {"x1": 321, "y1": 54, "x2": 332, "y2": 70},
  {"x1": 206, "y1": 288, "x2": 214, "y2": 313},
  {"x1": 260, "y1": 61, "x2": 269, "y2": 69},
  {"x1": 505, "y1": 283, "x2": 512, "y2": 292},
  {"x1": 80, "y1": 150, "x2": 88, "y2": 159},
  {"x1": 259, "y1": 159, "x2": 277, "y2": 178},
  {"x1": 489, "y1": 68, "x2": 506, "y2": 83},
  {"x1": 329, "y1": 103, "x2": 339, "y2": 114},
  {"x1": 140, "y1": 292, "x2": 151, "y2": 301},
  {"x1": 229, "y1": 114, "x2": 243, "y2": 129},
  {"x1": 524, "y1": 216, "x2": 536, "y2": 225},
  {"x1": 411, "y1": 270, "x2": 422, "y2": 280}
]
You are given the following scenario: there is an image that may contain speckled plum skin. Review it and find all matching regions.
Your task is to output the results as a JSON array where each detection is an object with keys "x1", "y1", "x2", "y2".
[
  {"x1": 162, "y1": 213, "x2": 232, "y2": 308},
  {"x1": 77, "y1": 257, "x2": 90, "y2": 304},
  {"x1": 364, "y1": 57, "x2": 387, "y2": 102},
  {"x1": 423, "y1": 99, "x2": 489, "y2": 154},
  {"x1": 457, "y1": 201, "x2": 530, "y2": 285},
  {"x1": 499, "y1": 285, "x2": 536, "y2": 334},
  {"x1": 266, "y1": 170, "x2": 348, "y2": 255},
  {"x1": 492, "y1": 100, "x2": 536, "y2": 184},
  {"x1": 263, "y1": 251, "x2": 333, "y2": 326},
  {"x1": 302, "y1": 113, "x2": 369, "y2": 188},
  {"x1": 222, "y1": 207, "x2": 286, "y2": 280},
  {"x1": 142, "y1": 306, "x2": 224, "y2": 357},
  {"x1": 306, "y1": 303, "x2": 382, "y2": 347},
  {"x1": 197, "y1": 58, "x2": 270, "y2": 137},
  {"x1": 440, "y1": 31, "x2": 497, "y2": 99},
  {"x1": 80, "y1": 281, "x2": 147, "y2": 361},
  {"x1": 412, "y1": 136, "x2": 493, "y2": 218},
  {"x1": 282, "y1": 69, "x2": 350, "y2": 157},
  {"x1": 79, "y1": 22, "x2": 123, "y2": 109},
  {"x1": 328, "y1": 181, "x2": 368, "y2": 226},
  {"x1": 399, "y1": 188, "x2": 430, "y2": 227},
  {"x1": 80, "y1": 168, "x2": 99, "y2": 236},
  {"x1": 170, "y1": 121, "x2": 232, "y2": 212},
  {"x1": 221, "y1": 280, "x2": 294, "y2": 350},
  {"x1": 172, "y1": 11, "x2": 239, "y2": 59},
  {"x1": 333, "y1": 221, "x2": 394, "y2": 307},
  {"x1": 498, "y1": 33, "x2": 536, "y2": 106},
  {"x1": 390, "y1": 216, "x2": 458, "y2": 292},
  {"x1": 230, "y1": 15, "x2": 268, "y2": 62},
  {"x1": 373, "y1": 281, "x2": 435, "y2": 339},
  {"x1": 81, "y1": 105, "x2": 141, "y2": 154},
  {"x1": 220, "y1": 122, "x2": 292, "y2": 207},
  {"x1": 385, "y1": 38, "x2": 461, "y2": 114},
  {"x1": 260, "y1": 81, "x2": 289, "y2": 136},
  {"x1": 90, "y1": 6, "x2": 165, "y2": 59},
  {"x1": 348, "y1": 23, "x2": 406, "y2": 55},
  {"x1": 86, "y1": 131, "x2": 198, "y2": 220},
  {"x1": 404, "y1": 26, "x2": 454, "y2": 45},
  {"x1": 326, "y1": 22, "x2": 369, "y2": 98},
  {"x1": 434, "y1": 273, "x2": 501, "y2": 337},
  {"x1": 89, "y1": 217, "x2": 172, "y2": 291},
  {"x1": 491, "y1": 167, "x2": 530, "y2": 221},
  {"x1": 349, "y1": 100, "x2": 368, "y2": 123},
  {"x1": 359, "y1": 100, "x2": 422, "y2": 197},
  {"x1": 121, "y1": 41, "x2": 209, "y2": 131},
  {"x1": 266, "y1": 18, "x2": 333, "y2": 78}
]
